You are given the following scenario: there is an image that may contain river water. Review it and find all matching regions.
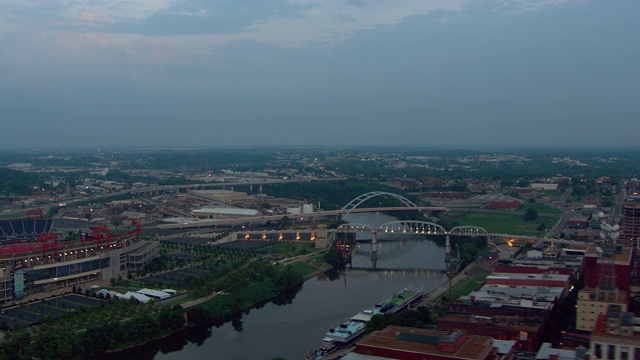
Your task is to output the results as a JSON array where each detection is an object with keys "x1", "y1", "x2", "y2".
[{"x1": 121, "y1": 213, "x2": 448, "y2": 360}]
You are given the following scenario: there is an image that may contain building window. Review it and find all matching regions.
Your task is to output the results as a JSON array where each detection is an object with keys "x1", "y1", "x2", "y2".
[
  {"x1": 634, "y1": 347, "x2": 640, "y2": 360},
  {"x1": 609, "y1": 345, "x2": 615, "y2": 360},
  {"x1": 595, "y1": 344, "x2": 602, "y2": 358}
]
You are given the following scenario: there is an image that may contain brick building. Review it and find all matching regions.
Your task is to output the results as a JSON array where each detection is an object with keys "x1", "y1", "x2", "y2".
[
  {"x1": 620, "y1": 202, "x2": 640, "y2": 248},
  {"x1": 355, "y1": 326, "x2": 498, "y2": 360}
]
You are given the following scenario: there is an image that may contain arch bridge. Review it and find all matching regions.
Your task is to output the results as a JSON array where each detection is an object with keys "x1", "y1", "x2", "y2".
[
  {"x1": 331, "y1": 221, "x2": 489, "y2": 271},
  {"x1": 342, "y1": 191, "x2": 423, "y2": 215},
  {"x1": 333, "y1": 221, "x2": 489, "y2": 238}
]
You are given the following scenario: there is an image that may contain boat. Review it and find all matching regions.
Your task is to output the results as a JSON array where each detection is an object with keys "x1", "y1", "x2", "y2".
[
  {"x1": 320, "y1": 287, "x2": 424, "y2": 347},
  {"x1": 373, "y1": 287, "x2": 424, "y2": 314},
  {"x1": 324, "y1": 318, "x2": 368, "y2": 346}
]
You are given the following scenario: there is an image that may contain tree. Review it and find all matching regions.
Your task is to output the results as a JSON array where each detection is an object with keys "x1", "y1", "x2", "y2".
[
  {"x1": 260, "y1": 202, "x2": 272, "y2": 209},
  {"x1": 573, "y1": 186, "x2": 587, "y2": 198},
  {"x1": 523, "y1": 207, "x2": 538, "y2": 221},
  {"x1": 278, "y1": 216, "x2": 292, "y2": 229},
  {"x1": 366, "y1": 313, "x2": 399, "y2": 332},
  {"x1": 459, "y1": 242, "x2": 479, "y2": 264},
  {"x1": 571, "y1": 176, "x2": 582, "y2": 186},
  {"x1": 110, "y1": 216, "x2": 123, "y2": 229},
  {"x1": 324, "y1": 247, "x2": 346, "y2": 268}
]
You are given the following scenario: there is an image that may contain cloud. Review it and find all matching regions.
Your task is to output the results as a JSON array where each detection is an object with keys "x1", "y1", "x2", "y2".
[
  {"x1": 0, "y1": 0, "x2": 182, "y2": 30},
  {"x1": 78, "y1": 11, "x2": 102, "y2": 26},
  {"x1": 237, "y1": 1, "x2": 465, "y2": 47},
  {"x1": 0, "y1": 0, "x2": 591, "y2": 77}
]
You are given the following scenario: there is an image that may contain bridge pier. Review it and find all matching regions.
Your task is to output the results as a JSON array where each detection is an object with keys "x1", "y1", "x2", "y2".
[
  {"x1": 371, "y1": 232, "x2": 378, "y2": 271},
  {"x1": 445, "y1": 235, "x2": 453, "y2": 303}
]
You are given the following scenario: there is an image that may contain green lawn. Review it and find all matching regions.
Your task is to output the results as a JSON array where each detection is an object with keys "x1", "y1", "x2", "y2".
[
  {"x1": 0, "y1": 211, "x2": 26, "y2": 219},
  {"x1": 264, "y1": 242, "x2": 318, "y2": 257},
  {"x1": 446, "y1": 210, "x2": 558, "y2": 236},
  {"x1": 518, "y1": 203, "x2": 563, "y2": 214},
  {"x1": 289, "y1": 261, "x2": 321, "y2": 277},
  {"x1": 436, "y1": 273, "x2": 487, "y2": 302},
  {"x1": 543, "y1": 190, "x2": 565, "y2": 198},
  {"x1": 310, "y1": 253, "x2": 327, "y2": 263}
]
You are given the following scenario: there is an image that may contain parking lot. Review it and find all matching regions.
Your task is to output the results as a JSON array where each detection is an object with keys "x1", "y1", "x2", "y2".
[{"x1": 0, "y1": 294, "x2": 104, "y2": 328}]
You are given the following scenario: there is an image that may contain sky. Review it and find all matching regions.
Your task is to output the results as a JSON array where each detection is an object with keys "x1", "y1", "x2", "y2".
[{"x1": 0, "y1": 0, "x2": 638, "y2": 149}]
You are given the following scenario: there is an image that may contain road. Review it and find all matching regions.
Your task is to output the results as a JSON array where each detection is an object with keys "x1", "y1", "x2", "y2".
[
  {"x1": 546, "y1": 211, "x2": 571, "y2": 238},
  {"x1": 611, "y1": 187, "x2": 627, "y2": 225},
  {"x1": 545, "y1": 187, "x2": 574, "y2": 238},
  {"x1": 558, "y1": 186, "x2": 573, "y2": 205},
  {"x1": 154, "y1": 206, "x2": 445, "y2": 230}
]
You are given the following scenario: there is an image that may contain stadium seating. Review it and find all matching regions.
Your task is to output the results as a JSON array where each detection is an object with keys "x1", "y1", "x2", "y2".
[{"x1": 0, "y1": 219, "x2": 55, "y2": 242}]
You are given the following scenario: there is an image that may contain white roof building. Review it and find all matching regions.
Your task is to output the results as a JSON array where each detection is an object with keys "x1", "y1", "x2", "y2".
[
  {"x1": 192, "y1": 207, "x2": 261, "y2": 218},
  {"x1": 137, "y1": 288, "x2": 171, "y2": 299},
  {"x1": 119, "y1": 291, "x2": 152, "y2": 303}
]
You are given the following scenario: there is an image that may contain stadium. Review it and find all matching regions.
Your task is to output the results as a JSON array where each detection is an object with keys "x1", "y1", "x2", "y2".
[{"x1": 0, "y1": 212, "x2": 159, "y2": 303}]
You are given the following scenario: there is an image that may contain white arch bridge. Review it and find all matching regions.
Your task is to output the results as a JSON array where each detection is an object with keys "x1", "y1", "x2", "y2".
[
  {"x1": 330, "y1": 221, "x2": 490, "y2": 271},
  {"x1": 333, "y1": 221, "x2": 489, "y2": 237},
  {"x1": 342, "y1": 191, "x2": 425, "y2": 214}
]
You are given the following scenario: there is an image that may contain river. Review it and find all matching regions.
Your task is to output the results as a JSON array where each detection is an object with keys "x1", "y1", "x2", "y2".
[{"x1": 118, "y1": 213, "x2": 448, "y2": 360}]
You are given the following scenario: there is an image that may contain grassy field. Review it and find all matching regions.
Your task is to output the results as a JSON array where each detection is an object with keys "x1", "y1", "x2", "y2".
[
  {"x1": 518, "y1": 203, "x2": 563, "y2": 214},
  {"x1": 446, "y1": 210, "x2": 559, "y2": 236},
  {"x1": 435, "y1": 273, "x2": 488, "y2": 302},
  {"x1": 542, "y1": 190, "x2": 565, "y2": 198},
  {"x1": 263, "y1": 242, "x2": 319, "y2": 257},
  {"x1": 289, "y1": 261, "x2": 321, "y2": 277},
  {"x1": 0, "y1": 211, "x2": 26, "y2": 219}
]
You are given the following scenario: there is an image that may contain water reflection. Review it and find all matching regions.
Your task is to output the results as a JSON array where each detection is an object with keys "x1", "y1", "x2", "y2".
[{"x1": 116, "y1": 235, "x2": 447, "y2": 359}]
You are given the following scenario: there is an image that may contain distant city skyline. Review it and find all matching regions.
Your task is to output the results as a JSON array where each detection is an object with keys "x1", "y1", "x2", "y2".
[{"x1": 1, "y1": 1, "x2": 638, "y2": 149}]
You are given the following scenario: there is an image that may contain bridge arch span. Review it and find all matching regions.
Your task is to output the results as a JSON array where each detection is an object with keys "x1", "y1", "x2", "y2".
[
  {"x1": 342, "y1": 191, "x2": 420, "y2": 214},
  {"x1": 335, "y1": 223, "x2": 374, "y2": 232},
  {"x1": 449, "y1": 226, "x2": 489, "y2": 236},
  {"x1": 378, "y1": 221, "x2": 446, "y2": 234}
]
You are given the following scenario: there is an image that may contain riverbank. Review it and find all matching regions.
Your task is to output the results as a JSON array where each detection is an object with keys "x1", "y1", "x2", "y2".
[
  {"x1": 316, "y1": 260, "x2": 493, "y2": 360},
  {"x1": 104, "y1": 237, "x2": 449, "y2": 359},
  {"x1": 419, "y1": 258, "x2": 494, "y2": 305}
]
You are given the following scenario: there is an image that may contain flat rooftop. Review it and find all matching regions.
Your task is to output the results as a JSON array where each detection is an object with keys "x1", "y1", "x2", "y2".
[
  {"x1": 487, "y1": 272, "x2": 569, "y2": 280},
  {"x1": 584, "y1": 245, "x2": 633, "y2": 264},
  {"x1": 356, "y1": 325, "x2": 494, "y2": 360},
  {"x1": 439, "y1": 314, "x2": 542, "y2": 332}
]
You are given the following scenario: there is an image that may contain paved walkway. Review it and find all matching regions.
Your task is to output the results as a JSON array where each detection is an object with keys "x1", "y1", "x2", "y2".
[{"x1": 179, "y1": 292, "x2": 219, "y2": 308}]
